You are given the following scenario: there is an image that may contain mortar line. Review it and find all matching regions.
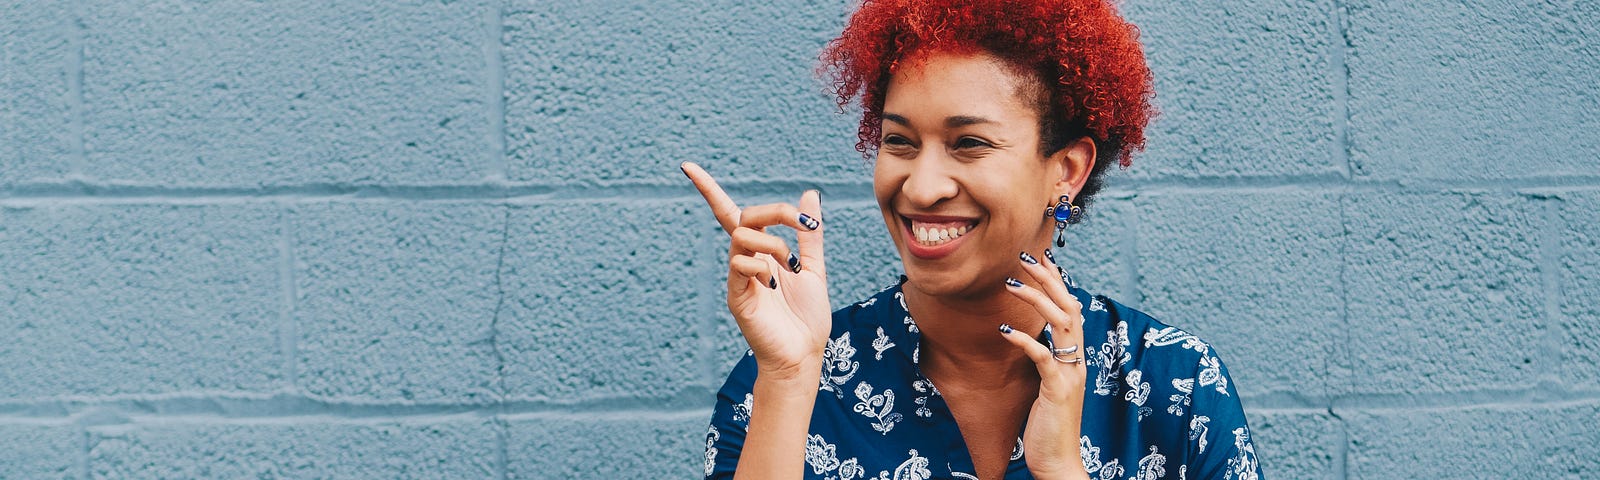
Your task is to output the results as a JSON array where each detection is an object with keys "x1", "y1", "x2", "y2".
[
  {"x1": 1330, "y1": 0, "x2": 1353, "y2": 181},
  {"x1": 1534, "y1": 194, "x2": 1564, "y2": 390},
  {"x1": 484, "y1": 2, "x2": 508, "y2": 183},
  {"x1": 66, "y1": 8, "x2": 88, "y2": 178},
  {"x1": 3, "y1": 387, "x2": 1595, "y2": 424},
  {"x1": 488, "y1": 205, "x2": 512, "y2": 480},
  {"x1": 6, "y1": 176, "x2": 1600, "y2": 205},
  {"x1": 1122, "y1": 196, "x2": 1142, "y2": 309},
  {"x1": 277, "y1": 203, "x2": 300, "y2": 395},
  {"x1": 1335, "y1": 186, "x2": 1353, "y2": 480}
]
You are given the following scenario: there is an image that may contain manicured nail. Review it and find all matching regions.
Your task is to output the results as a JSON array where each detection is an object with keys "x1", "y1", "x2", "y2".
[
  {"x1": 679, "y1": 163, "x2": 689, "y2": 177},
  {"x1": 798, "y1": 212, "x2": 820, "y2": 231},
  {"x1": 787, "y1": 252, "x2": 802, "y2": 273},
  {"x1": 1019, "y1": 251, "x2": 1038, "y2": 265},
  {"x1": 998, "y1": 323, "x2": 1014, "y2": 334},
  {"x1": 769, "y1": 277, "x2": 777, "y2": 289},
  {"x1": 1004, "y1": 277, "x2": 1024, "y2": 288},
  {"x1": 1043, "y1": 249, "x2": 1056, "y2": 264}
]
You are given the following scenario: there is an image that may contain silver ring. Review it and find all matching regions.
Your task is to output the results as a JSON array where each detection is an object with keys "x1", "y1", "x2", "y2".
[
  {"x1": 1052, "y1": 354, "x2": 1085, "y2": 364},
  {"x1": 1050, "y1": 345, "x2": 1079, "y2": 356}
]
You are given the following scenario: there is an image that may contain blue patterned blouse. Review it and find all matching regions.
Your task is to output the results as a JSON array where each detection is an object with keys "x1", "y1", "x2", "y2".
[{"x1": 704, "y1": 270, "x2": 1263, "y2": 480}]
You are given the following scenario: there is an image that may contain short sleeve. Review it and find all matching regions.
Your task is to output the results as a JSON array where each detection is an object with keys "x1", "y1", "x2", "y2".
[
  {"x1": 1183, "y1": 350, "x2": 1263, "y2": 480},
  {"x1": 705, "y1": 353, "x2": 758, "y2": 480}
]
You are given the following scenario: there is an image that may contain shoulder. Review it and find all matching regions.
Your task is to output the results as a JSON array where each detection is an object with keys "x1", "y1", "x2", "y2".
[
  {"x1": 1080, "y1": 290, "x2": 1231, "y2": 374},
  {"x1": 1076, "y1": 289, "x2": 1244, "y2": 414}
]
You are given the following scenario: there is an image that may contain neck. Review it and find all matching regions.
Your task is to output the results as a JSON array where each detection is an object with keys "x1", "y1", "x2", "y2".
[{"x1": 903, "y1": 280, "x2": 1049, "y2": 387}]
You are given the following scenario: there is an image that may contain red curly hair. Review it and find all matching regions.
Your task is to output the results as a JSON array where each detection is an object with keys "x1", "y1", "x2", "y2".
[{"x1": 820, "y1": 0, "x2": 1156, "y2": 202}]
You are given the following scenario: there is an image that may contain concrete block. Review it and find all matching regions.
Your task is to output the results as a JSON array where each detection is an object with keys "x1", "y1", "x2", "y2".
[
  {"x1": 1347, "y1": 402, "x2": 1600, "y2": 478},
  {"x1": 1345, "y1": 0, "x2": 1600, "y2": 180},
  {"x1": 1342, "y1": 192, "x2": 1544, "y2": 396},
  {"x1": 0, "y1": 205, "x2": 283, "y2": 399},
  {"x1": 88, "y1": 420, "x2": 497, "y2": 479},
  {"x1": 1059, "y1": 196, "x2": 1134, "y2": 302},
  {"x1": 497, "y1": 201, "x2": 719, "y2": 401},
  {"x1": 292, "y1": 202, "x2": 503, "y2": 403},
  {"x1": 81, "y1": 0, "x2": 493, "y2": 187},
  {"x1": 506, "y1": 414, "x2": 704, "y2": 479},
  {"x1": 1122, "y1": 0, "x2": 1340, "y2": 179},
  {"x1": 1136, "y1": 191, "x2": 1344, "y2": 399},
  {"x1": 502, "y1": 0, "x2": 865, "y2": 185},
  {"x1": 0, "y1": 3, "x2": 75, "y2": 186},
  {"x1": 0, "y1": 424, "x2": 81, "y2": 479},
  {"x1": 1558, "y1": 192, "x2": 1600, "y2": 389},
  {"x1": 1248, "y1": 410, "x2": 1342, "y2": 480}
]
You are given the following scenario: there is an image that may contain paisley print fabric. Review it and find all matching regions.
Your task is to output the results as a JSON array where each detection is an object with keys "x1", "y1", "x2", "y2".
[{"x1": 706, "y1": 272, "x2": 1262, "y2": 479}]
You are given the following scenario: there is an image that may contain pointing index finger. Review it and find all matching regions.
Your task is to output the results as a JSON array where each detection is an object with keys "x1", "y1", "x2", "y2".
[{"x1": 681, "y1": 162, "x2": 740, "y2": 234}]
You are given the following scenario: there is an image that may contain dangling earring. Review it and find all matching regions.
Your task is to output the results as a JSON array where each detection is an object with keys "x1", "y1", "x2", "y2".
[{"x1": 1044, "y1": 195, "x2": 1082, "y2": 248}]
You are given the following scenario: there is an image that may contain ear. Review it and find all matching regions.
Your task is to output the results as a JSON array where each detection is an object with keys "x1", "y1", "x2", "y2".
[{"x1": 1050, "y1": 136, "x2": 1097, "y2": 199}]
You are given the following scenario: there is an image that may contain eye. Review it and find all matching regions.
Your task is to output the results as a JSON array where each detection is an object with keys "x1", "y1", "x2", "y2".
[
  {"x1": 883, "y1": 134, "x2": 913, "y2": 146},
  {"x1": 954, "y1": 137, "x2": 992, "y2": 149}
]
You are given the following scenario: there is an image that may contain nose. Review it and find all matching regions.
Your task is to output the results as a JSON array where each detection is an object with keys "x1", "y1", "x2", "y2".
[{"x1": 901, "y1": 153, "x2": 959, "y2": 208}]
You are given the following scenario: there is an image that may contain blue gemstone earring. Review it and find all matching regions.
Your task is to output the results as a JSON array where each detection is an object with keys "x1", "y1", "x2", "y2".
[{"x1": 1044, "y1": 195, "x2": 1082, "y2": 247}]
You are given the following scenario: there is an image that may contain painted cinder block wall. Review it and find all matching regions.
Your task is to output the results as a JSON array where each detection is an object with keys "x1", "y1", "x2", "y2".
[{"x1": 3, "y1": 0, "x2": 1597, "y2": 478}]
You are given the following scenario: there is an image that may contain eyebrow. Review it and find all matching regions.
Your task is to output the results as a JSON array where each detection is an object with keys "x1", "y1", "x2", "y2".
[{"x1": 882, "y1": 113, "x2": 997, "y2": 129}]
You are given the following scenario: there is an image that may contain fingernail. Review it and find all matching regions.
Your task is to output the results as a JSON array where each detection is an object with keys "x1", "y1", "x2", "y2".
[
  {"x1": 798, "y1": 212, "x2": 820, "y2": 231},
  {"x1": 998, "y1": 323, "x2": 1013, "y2": 334},
  {"x1": 1004, "y1": 277, "x2": 1024, "y2": 288},
  {"x1": 1019, "y1": 251, "x2": 1038, "y2": 265},
  {"x1": 679, "y1": 163, "x2": 689, "y2": 177},
  {"x1": 769, "y1": 277, "x2": 777, "y2": 289},
  {"x1": 1043, "y1": 249, "x2": 1056, "y2": 264},
  {"x1": 787, "y1": 252, "x2": 802, "y2": 273}
]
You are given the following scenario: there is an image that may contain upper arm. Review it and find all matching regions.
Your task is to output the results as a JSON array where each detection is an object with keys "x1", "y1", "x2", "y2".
[
  {"x1": 705, "y1": 354, "x2": 758, "y2": 480},
  {"x1": 1183, "y1": 350, "x2": 1263, "y2": 480}
]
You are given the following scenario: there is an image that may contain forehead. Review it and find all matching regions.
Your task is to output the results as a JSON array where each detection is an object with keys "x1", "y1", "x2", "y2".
[{"x1": 881, "y1": 50, "x2": 1041, "y2": 127}]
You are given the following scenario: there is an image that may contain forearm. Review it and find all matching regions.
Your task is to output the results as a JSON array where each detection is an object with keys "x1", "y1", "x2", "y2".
[{"x1": 733, "y1": 365, "x2": 821, "y2": 480}]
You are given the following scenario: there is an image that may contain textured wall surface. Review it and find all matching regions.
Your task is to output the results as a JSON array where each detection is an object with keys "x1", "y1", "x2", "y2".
[{"x1": 3, "y1": 0, "x2": 1597, "y2": 478}]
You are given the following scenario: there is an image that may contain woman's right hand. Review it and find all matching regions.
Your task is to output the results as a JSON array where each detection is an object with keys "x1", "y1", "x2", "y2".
[{"x1": 683, "y1": 162, "x2": 832, "y2": 380}]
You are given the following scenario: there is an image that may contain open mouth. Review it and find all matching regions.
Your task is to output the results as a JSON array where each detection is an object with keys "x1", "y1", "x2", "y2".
[{"x1": 900, "y1": 214, "x2": 980, "y2": 258}]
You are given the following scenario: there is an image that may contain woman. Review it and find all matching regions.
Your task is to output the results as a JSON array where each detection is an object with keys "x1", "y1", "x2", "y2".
[{"x1": 687, "y1": 1, "x2": 1261, "y2": 479}]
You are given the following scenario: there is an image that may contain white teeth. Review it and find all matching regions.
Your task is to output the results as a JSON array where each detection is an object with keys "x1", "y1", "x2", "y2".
[{"x1": 911, "y1": 222, "x2": 974, "y2": 246}]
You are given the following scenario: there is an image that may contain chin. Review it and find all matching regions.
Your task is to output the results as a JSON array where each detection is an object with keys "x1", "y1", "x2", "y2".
[{"x1": 900, "y1": 259, "x2": 996, "y2": 300}]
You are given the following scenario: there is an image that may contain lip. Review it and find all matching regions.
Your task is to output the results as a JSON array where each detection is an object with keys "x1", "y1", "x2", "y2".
[{"x1": 899, "y1": 213, "x2": 979, "y2": 260}]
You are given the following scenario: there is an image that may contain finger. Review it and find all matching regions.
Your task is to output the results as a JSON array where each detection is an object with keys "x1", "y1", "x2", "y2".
[
  {"x1": 728, "y1": 254, "x2": 777, "y2": 293},
  {"x1": 1001, "y1": 277, "x2": 1073, "y2": 335},
  {"x1": 682, "y1": 162, "x2": 741, "y2": 234},
  {"x1": 998, "y1": 323, "x2": 1056, "y2": 367},
  {"x1": 730, "y1": 227, "x2": 800, "y2": 274},
  {"x1": 738, "y1": 203, "x2": 816, "y2": 233},
  {"x1": 796, "y1": 190, "x2": 826, "y2": 277},
  {"x1": 1019, "y1": 251, "x2": 1083, "y2": 331}
]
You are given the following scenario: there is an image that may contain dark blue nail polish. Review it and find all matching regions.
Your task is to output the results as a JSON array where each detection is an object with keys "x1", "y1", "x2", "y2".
[
  {"x1": 1043, "y1": 249, "x2": 1056, "y2": 264},
  {"x1": 788, "y1": 252, "x2": 802, "y2": 273},
  {"x1": 998, "y1": 323, "x2": 1013, "y2": 334},
  {"x1": 1004, "y1": 277, "x2": 1023, "y2": 288},
  {"x1": 769, "y1": 277, "x2": 777, "y2": 289},
  {"x1": 798, "y1": 212, "x2": 820, "y2": 231},
  {"x1": 679, "y1": 164, "x2": 689, "y2": 177},
  {"x1": 1019, "y1": 251, "x2": 1038, "y2": 265}
]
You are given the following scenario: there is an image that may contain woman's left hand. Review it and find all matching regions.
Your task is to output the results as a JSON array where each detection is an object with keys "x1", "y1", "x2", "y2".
[{"x1": 1000, "y1": 250, "x2": 1091, "y2": 480}]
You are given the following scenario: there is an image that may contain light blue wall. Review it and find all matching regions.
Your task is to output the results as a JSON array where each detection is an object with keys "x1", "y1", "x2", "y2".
[{"x1": 3, "y1": 0, "x2": 1597, "y2": 478}]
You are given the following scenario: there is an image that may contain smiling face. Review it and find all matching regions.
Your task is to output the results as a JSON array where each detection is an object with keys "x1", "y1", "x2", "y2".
[{"x1": 875, "y1": 49, "x2": 1085, "y2": 299}]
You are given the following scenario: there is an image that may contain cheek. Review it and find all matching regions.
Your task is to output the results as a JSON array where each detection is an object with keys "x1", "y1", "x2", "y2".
[{"x1": 871, "y1": 160, "x2": 904, "y2": 203}]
